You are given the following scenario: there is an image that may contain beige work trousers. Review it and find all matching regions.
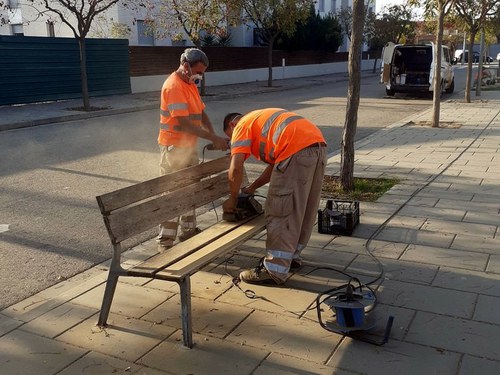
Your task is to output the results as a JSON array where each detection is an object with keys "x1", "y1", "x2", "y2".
[
  {"x1": 158, "y1": 145, "x2": 199, "y2": 246},
  {"x1": 264, "y1": 144, "x2": 327, "y2": 282}
]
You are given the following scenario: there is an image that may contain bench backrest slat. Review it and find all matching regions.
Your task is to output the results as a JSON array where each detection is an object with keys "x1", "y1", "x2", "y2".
[
  {"x1": 101, "y1": 170, "x2": 230, "y2": 244},
  {"x1": 97, "y1": 155, "x2": 231, "y2": 214}
]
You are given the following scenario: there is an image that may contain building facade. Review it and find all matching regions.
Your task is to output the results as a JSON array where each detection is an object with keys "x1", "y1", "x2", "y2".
[{"x1": 1, "y1": 0, "x2": 376, "y2": 50}]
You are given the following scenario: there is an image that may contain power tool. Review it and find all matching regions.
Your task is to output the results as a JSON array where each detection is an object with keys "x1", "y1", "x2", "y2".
[
  {"x1": 316, "y1": 277, "x2": 394, "y2": 346},
  {"x1": 223, "y1": 193, "x2": 263, "y2": 222}
]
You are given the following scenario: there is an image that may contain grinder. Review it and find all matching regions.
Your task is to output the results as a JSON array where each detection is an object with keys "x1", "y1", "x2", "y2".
[{"x1": 223, "y1": 194, "x2": 263, "y2": 222}]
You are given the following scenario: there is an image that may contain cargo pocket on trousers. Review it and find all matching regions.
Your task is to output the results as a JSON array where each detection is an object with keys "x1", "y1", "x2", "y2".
[{"x1": 267, "y1": 189, "x2": 294, "y2": 217}]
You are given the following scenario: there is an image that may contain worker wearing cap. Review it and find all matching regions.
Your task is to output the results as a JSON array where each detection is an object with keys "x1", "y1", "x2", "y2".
[
  {"x1": 222, "y1": 108, "x2": 327, "y2": 285},
  {"x1": 157, "y1": 48, "x2": 228, "y2": 252}
]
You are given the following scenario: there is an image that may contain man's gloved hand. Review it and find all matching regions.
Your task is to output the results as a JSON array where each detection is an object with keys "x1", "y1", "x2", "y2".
[
  {"x1": 222, "y1": 196, "x2": 237, "y2": 213},
  {"x1": 211, "y1": 136, "x2": 230, "y2": 151}
]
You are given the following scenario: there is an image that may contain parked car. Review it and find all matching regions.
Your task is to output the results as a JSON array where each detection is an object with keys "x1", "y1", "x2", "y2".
[
  {"x1": 381, "y1": 42, "x2": 454, "y2": 96},
  {"x1": 497, "y1": 52, "x2": 500, "y2": 61},
  {"x1": 454, "y1": 50, "x2": 494, "y2": 64}
]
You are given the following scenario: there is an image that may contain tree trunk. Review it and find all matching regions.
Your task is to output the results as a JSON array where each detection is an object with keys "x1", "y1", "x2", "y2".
[
  {"x1": 464, "y1": 32, "x2": 477, "y2": 103},
  {"x1": 78, "y1": 37, "x2": 90, "y2": 111},
  {"x1": 431, "y1": 7, "x2": 445, "y2": 128},
  {"x1": 340, "y1": 0, "x2": 365, "y2": 192}
]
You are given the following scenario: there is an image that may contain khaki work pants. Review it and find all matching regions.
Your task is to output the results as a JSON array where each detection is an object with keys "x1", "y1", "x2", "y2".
[
  {"x1": 264, "y1": 144, "x2": 327, "y2": 282},
  {"x1": 158, "y1": 145, "x2": 199, "y2": 246}
]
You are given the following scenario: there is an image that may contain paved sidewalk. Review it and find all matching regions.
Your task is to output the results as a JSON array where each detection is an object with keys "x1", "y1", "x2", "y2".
[{"x1": 0, "y1": 80, "x2": 499, "y2": 374}]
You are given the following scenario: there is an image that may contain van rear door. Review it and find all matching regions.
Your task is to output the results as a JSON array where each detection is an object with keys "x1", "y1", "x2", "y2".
[{"x1": 381, "y1": 42, "x2": 397, "y2": 84}]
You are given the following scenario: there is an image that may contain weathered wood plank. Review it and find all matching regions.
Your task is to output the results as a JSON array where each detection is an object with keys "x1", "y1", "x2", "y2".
[
  {"x1": 130, "y1": 215, "x2": 261, "y2": 275},
  {"x1": 96, "y1": 156, "x2": 231, "y2": 213},
  {"x1": 106, "y1": 173, "x2": 230, "y2": 243},
  {"x1": 155, "y1": 215, "x2": 267, "y2": 281}
]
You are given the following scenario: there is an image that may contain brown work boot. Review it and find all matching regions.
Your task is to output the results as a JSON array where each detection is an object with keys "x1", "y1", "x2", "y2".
[
  {"x1": 178, "y1": 227, "x2": 202, "y2": 242},
  {"x1": 239, "y1": 258, "x2": 283, "y2": 285}
]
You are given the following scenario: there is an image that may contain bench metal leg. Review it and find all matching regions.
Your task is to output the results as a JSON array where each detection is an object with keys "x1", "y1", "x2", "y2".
[
  {"x1": 179, "y1": 276, "x2": 193, "y2": 348},
  {"x1": 97, "y1": 273, "x2": 119, "y2": 327}
]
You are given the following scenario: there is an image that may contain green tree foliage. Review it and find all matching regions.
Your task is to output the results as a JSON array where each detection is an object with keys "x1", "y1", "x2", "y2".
[
  {"x1": 453, "y1": 0, "x2": 498, "y2": 102},
  {"x1": 274, "y1": 6, "x2": 342, "y2": 52},
  {"x1": 368, "y1": 4, "x2": 417, "y2": 52},
  {"x1": 239, "y1": 0, "x2": 312, "y2": 86}
]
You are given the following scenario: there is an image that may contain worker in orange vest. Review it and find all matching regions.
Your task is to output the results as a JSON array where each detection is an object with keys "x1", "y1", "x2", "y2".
[
  {"x1": 222, "y1": 108, "x2": 327, "y2": 284},
  {"x1": 157, "y1": 48, "x2": 228, "y2": 252}
]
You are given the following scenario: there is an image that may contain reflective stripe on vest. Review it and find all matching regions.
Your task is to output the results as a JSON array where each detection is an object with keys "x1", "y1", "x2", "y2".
[{"x1": 258, "y1": 111, "x2": 304, "y2": 163}]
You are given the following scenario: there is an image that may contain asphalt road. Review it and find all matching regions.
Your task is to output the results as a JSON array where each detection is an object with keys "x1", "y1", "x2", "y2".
[{"x1": 0, "y1": 67, "x2": 469, "y2": 309}]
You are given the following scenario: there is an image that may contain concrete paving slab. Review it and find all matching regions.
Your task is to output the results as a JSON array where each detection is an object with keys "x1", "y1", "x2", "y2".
[
  {"x1": 473, "y1": 294, "x2": 500, "y2": 325},
  {"x1": 20, "y1": 302, "x2": 97, "y2": 339},
  {"x1": 463, "y1": 210, "x2": 500, "y2": 226},
  {"x1": 58, "y1": 351, "x2": 159, "y2": 375},
  {"x1": 142, "y1": 295, "x2": 252, "y2": 339},
  {"x1": 421, "y1": 218, "x2": 497, "y2": 238},
  {"x1": 375, "y1": 227, "x2": 455, "y2": 248},
  {"x1": 451, "y1": 233, "x2": 500, "y2": 254},
  {"x1": 377, "y1": 279, "x2": 476, "y2": 318},
  {"x1": 459, "y1": 355, "x2": 500, "y2": 375},
  {"x1": 327, "y1": 337, "x2": 461, "y2": 375},
  {"x1": 406, "y1": 311, "x2": 500, "y2": 360},
  {"x1": 398, "y1": 205, "x2": 467, "y2": 221},
  {"x1": 57, "y1": 312, "x2": 176, "y2": 362},
  {"x1": 138, "y1": 330, "x2": 269, "y2": 374},
  {"x1": 217, "y1": 279, "x2": 317, "y2": 316},
  {"x1": 432, "y1": 267, "x2": 500, "y2": 297},
  {"x1": 226, "y1": 310, "x2": 341, "y2": 363},
  {"x1": 146, "y1": 270, "x2": 234, "y2": 300},
  {"x1": 0, "y1": 313, "x2": 23, "y2": 336},
  {"x1": 401, "y1": 243, "x2": 489, "y2": 271},
  {"x1": 347, "y1": 254, "x2": 438, "y2": 285},
  {"x1": 487, "y1": 254, "x2": 500, "y2": 273},
  {"x1": 71, "y1": 280, "x2": 174, "y2": 319},
  {"x1": 0, "y1": 329, "x2": 87, "y2": 375},
  {"x1": 387, "y1": 215, "x2": 427, "y2": 230},
  {"x1": 254, "y1": 352, "x2": 350, "y2": 375},
  {"x1": 435, "y1": 198, "x2": 500, "y2": 214}
]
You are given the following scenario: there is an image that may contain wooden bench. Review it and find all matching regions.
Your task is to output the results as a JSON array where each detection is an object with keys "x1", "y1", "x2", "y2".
[{"x1": 95, "y1": 155, "x2": 266, "y2": 348}]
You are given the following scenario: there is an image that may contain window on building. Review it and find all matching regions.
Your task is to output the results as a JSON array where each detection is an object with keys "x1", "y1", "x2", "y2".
[
  {"x1": 318, "y1": 0, "x2": 325, "y2": 13},
  {"x1": 253, "y1": 28, "x2": 267, "y2": 46},
  {"x1": 331, "y1": 0, "x2": 337, "y2": 13},
  {"x1": 137, "y1": 20, "x2": 154, "y2": 45}
]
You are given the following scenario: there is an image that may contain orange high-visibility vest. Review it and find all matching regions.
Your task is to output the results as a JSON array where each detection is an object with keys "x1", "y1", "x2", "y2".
[
  {"x1": 230, "y1": 108, "x2": 326, "y2": 164},
  {"x1": 158, "y1": 72, "x2": 205, "y2": 147}
]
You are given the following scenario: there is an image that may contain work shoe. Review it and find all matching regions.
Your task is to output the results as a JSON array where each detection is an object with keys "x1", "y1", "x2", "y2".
[
  {"x1": 239, "y1": 259, "x2": 282, "y2": 285},
  {"x1": 178, "y1": 227, "x2": 202, "y2": 242}
]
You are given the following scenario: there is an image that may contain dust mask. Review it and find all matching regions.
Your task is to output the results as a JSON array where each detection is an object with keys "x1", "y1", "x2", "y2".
[{"x1": 187, "y1": 64, "x2": 203, "y2": 85}]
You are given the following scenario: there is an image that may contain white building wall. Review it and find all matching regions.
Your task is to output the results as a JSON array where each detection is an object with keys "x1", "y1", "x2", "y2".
[{"x1": 1, "y1": 0, "x2": 375, "y2": 49}]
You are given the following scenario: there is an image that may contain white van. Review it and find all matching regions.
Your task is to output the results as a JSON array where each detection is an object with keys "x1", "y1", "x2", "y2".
[{"x1": 380, "y1": 42, "x2": 455, "y2": 96}]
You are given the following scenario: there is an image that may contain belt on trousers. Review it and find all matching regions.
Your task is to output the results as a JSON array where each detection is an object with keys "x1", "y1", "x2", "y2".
[{"x1": 305, "y1": 142, "x2": 327, "y2": 148}]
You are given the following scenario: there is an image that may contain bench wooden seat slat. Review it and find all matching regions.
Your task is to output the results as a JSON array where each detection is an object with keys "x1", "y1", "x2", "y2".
[
  {"x1": 131, "y1": 216, "x2": 258, "y2": 275},
  {"x1": 155, "y1": 215, "x2": 266, "y2": 281},
  {"x1": 97, "y1": 156, "x2": 231, "y2": 213}
]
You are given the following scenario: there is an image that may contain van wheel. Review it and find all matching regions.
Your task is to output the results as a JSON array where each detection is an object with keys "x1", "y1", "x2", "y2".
[
  {"x1": 386, "y1": 88, "x2": 395, "y2": 96},
  {"x1": 445, "y1": 78, "x2": 455, "y2": 94}
]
